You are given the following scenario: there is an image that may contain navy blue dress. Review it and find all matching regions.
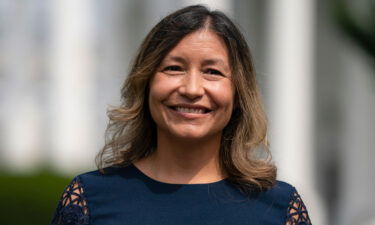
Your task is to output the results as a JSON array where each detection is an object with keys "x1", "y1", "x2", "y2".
[{"x1": 51, "y1": 164, "x2": 311, "y2": 225}]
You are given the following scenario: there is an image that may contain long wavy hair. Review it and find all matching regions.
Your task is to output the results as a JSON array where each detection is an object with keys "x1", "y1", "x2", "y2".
[{"x1": 96, "y1": 5, "x2": 276, "y2": 192}]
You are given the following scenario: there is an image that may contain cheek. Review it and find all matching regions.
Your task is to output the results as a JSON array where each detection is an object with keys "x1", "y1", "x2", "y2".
[
  {"x1": 149, "y1": 75, "x2": 167, "y2": 105},
  {"x1": 149, "y1": 73, "x2": 178, "y2": 100},
  {"x1": 148, "y1": 73, "x2": 179, "y2": 117},
  {"x1": 210, "y1": 81, "x2": 235, "y2": 110}
]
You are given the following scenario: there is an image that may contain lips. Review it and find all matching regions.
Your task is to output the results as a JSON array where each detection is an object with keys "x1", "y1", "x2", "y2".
[
  {"x1": 175, "y1": 107, "x2": 206, "y2": 114},
  {"x1": 168, "y1": 104, "x2": 212, "y2": 114}
]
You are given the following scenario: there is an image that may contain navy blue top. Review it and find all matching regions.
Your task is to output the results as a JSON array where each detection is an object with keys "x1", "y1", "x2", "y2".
[{"x1": 51, "y1": 164, "x2": 311, "y2": 225}]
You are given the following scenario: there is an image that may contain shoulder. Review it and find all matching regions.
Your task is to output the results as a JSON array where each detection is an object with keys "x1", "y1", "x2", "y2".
[
  {"x1": 248, "y1": 180, "x2": 297, "y2": 216},
  {"x1": 51, "y1": 165, "x2": 133, "y2": 224},
  {"x1": 270, "y1": 180, "x2": 296, "y2": 192},
  {"x1": 76, "y1": 165, "x2": 120, "y2": 178},
  {"x1": 78, "y1": 165, "x2": 125, "y2": 178},
  {"x1": 264, "y1": 181, "x2": 312, "y2": 224},
  {"x1": 259, "y1": 180, "x2": 296, "y2": 202},
  {"x1": 51, "y1": 173, "x2": 92, "y2": 224},
  {"x1": 74, "y1": 164, "x2": 138, "y2": 191},
  {"x1": 251, "y1": 181, "x2": 312, "y2": 224}
]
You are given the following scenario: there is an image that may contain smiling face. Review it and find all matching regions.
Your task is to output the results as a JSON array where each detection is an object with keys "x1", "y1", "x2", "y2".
[{"x1": 148, "y1": 29, "x2": 235, "y2": 142}]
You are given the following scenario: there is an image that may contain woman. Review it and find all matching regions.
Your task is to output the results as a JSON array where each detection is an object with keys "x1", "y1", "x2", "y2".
[{"x1": 52, "y1": 5, "x2": 311, "y2": 225}]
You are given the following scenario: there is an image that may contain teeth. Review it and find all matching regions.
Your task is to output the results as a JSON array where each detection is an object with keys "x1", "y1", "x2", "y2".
[{"x1": 175, "y1": 107, "x2": 205, "y2": 114}]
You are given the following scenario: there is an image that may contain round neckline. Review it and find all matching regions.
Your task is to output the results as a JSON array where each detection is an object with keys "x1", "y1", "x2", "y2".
[{"x1": 130, "y1": 163, "x2": 227, "y2": 186}]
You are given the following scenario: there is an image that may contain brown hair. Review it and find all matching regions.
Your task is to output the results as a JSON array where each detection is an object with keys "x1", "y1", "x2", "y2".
[{"x1": 96, "y1": 5, "x2": 276, "y2": 193}]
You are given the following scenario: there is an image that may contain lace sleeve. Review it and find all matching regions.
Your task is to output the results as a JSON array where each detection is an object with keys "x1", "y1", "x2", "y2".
[
  {"x1": 285, "y1": 190, "x2": 312, "y2": 225},
  {"x1": 51, "y1": 176, "x2": 89, "y2": 225}
]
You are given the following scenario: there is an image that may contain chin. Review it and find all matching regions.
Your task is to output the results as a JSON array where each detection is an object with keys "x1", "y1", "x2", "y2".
[
  {"x1": 170, "y1": 129, "x2": 219, "y2": 141},
  {"x1": 172, "y1": 131, "x2": 203, "y2": 139}
]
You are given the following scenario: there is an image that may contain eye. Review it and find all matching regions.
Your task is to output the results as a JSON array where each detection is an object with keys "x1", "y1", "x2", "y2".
[
  {"x1": 163, "y1": 65, "x2": 183, "y2": 72},
  {"x1": 204, "y1": 68, "x2": 223, "y2": 76}
]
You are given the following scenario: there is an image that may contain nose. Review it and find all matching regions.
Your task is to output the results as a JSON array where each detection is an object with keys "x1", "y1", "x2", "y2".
[{"x1": 178, "y1": 69, "x2": 204, "y2": 100}]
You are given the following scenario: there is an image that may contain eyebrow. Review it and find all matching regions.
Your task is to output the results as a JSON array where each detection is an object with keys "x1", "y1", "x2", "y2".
[
  {"x1": 201, "y1": 58, "x2": 226, "y2": 67},
  {"x1": 164, "y1": 56, "x2": 186, "y2": 64}
]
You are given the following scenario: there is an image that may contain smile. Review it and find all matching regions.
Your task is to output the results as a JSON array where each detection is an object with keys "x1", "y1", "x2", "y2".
[
  {"x1": 168, "y1": 105, "x2": 211, "y2": 114},
  {"x1": 175, "y1": 107, "x2": 206, "y2": 114}
]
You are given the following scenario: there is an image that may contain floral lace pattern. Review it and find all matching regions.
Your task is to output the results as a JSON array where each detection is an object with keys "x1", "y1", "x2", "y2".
[
  {"x1": 286, "y1": 191, "x2": 312, "y2": 225},
  {"x1": 51, "y1": 177, "x2": 89, "y2": 225}
]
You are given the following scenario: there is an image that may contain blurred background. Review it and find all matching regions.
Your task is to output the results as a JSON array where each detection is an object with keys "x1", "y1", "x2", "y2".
[{"x1": 0, "y1": 0, "x2": 374, "y2": 224}]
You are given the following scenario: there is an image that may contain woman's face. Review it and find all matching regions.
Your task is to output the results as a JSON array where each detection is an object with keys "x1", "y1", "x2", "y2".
[{"x1": 148, "y1": 29, "x2": 234, "y2": 141}]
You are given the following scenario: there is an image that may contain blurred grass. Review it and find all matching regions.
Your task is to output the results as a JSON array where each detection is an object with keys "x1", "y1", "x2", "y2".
[{"x1": 0, "y1": 171, "x2": 71, "y2": 225}]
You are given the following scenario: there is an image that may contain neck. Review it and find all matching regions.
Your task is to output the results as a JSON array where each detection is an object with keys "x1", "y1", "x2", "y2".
[{"x1": 135, "y1": 131, "x2": 225, "y2": 184}]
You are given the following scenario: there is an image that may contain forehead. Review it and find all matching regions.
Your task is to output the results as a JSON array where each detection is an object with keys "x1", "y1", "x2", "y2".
[{"x1": 165, "y1": 29, "x2": 230, "y2": 64}]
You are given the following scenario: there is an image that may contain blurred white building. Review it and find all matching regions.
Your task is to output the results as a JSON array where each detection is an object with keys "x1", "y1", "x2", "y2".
[{"x1": 0, "y1": 1, "x2": 374, "y2": 225}]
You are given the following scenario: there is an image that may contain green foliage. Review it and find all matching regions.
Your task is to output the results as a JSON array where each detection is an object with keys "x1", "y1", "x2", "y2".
[
  {"x1": 0, "y1": 171, "x2": 71, "y2": 225},
  {"x1": 333, "y1": 0, "x2": 375, "y2": 61}
]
